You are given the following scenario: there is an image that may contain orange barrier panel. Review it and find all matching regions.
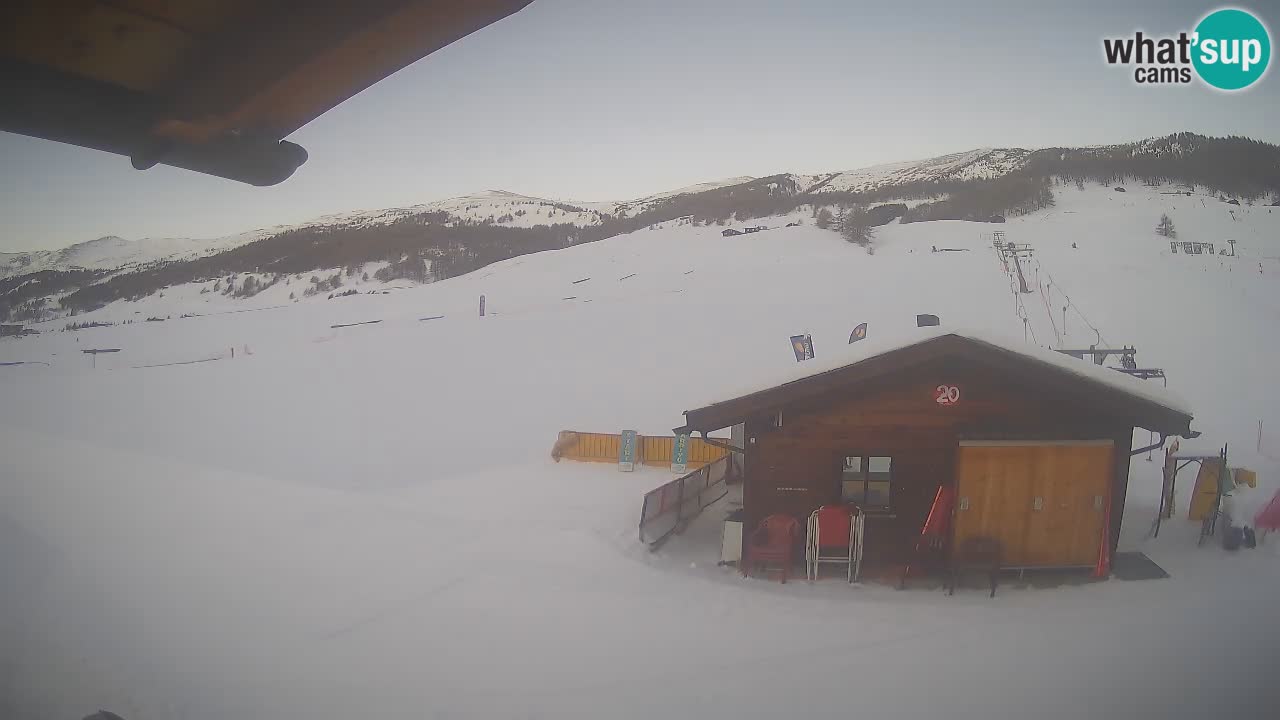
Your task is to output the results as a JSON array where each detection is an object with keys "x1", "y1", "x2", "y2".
[{"x1": 553, "y1": 430, "x2": 730, "y2": 469}]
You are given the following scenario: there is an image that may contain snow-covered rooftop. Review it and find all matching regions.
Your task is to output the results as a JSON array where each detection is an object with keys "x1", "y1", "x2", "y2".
[{"x1": 687, "y1": 326, "x2": 1193, "y2": 420}]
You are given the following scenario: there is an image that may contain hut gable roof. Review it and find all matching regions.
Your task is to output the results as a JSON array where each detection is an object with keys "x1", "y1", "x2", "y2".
[{"x1": 678, "y1": 328, "x2": 1193, "y2": 437}]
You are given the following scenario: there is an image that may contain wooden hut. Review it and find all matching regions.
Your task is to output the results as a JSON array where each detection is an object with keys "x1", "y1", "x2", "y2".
[{"x1": 675, "y1": 330, "x2": 1193, "y2": 576}]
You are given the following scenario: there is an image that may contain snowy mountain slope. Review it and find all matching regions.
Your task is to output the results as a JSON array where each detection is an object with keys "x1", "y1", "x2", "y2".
[
  {"x1": 8, "y1": 132, "x2": 1270, "y2": 285},
  {"x1": 0, "y1": 225, "x2": 308, "y2": 279},
  {"x1": 0, "y1": 189, "x2": 631, "y2": 279},
  {"x1": 607, "y1": 175, "x2": 758, "y2": 216},
  {"x1": 797, "y1": 147, "x2": 1032, "y2": 194},
  {"x1": 2, "y1": 182, "x2": 1279, "y2": 718},
  {"x1": 0, "y1": 234, "x2": 232, "y2": 277},
  {"x1": 0, "y1": 149, "x2": 1036, "y2": 279}
]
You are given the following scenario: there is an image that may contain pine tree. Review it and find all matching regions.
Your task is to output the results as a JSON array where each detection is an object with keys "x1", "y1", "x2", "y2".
[
  {"x1": 1156, "y1": 213, "x2": 1177, "y2": 238},
  {"x1": 838, "y1": 205, "x2": 876, "y2": 248},
  {"x1": 815, "y1": 208, "x2": 834, "y2": 229}
]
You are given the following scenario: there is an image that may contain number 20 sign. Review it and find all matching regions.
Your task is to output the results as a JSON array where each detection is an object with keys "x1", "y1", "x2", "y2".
[{"x1": 935, "y1": 384, "x2": 961, "y2": 406}]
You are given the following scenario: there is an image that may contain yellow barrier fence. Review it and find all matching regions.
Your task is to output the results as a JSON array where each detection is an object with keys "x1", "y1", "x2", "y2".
[{"x1": 552, "y1": 430, "x2": 730, "y2": 468}]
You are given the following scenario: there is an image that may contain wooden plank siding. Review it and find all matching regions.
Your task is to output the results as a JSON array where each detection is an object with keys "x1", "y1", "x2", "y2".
[
  {"x1": 739, "y1": 354, "x2": 1140, "y2": 567},
  {"x1": 954, "y1": 443, "x2": 1112, "y2": 568},
  {"x1": 554, "y1": 431, "x2": 730, "y2": 468}
]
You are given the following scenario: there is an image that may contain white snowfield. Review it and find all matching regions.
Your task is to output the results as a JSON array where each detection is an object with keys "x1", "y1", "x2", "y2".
[{"x1": 2, "y1": 183, "x2": 1280, "y2": 718}]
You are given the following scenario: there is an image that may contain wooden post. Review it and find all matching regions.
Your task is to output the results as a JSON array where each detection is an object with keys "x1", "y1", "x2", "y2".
[{"x1": 1155, "y1": 452, "x2": 1167, "y2": 536}]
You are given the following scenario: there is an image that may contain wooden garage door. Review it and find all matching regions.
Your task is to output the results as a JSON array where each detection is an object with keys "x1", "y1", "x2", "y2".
[{"x1": 954, "y1": 442, "x2": 1113, "y2": 568}]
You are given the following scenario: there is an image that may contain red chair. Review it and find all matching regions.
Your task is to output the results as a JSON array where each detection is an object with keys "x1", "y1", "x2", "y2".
[
  {"x1": 743, "y1": 514, "x2": 800, "y2": 583},
  {"x1": 806, "y1": 505, "x2": 858, "y2": 582}
]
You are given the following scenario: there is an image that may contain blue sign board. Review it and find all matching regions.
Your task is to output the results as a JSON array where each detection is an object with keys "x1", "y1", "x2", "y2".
[
  {"x1": 671, "y1": 433, "x2": 690, "y2": 473},
  {"x1": 619, "y1": 429, "x2": 638, "y2": 471},
  {"x1": 790, "y1": 334, "x2": 814, "y2": 362}
]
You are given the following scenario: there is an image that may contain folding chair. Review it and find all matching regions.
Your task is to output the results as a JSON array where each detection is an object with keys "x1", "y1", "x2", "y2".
[{"x1": 806, "y1": 505, "x2": 861, "y2": 583}]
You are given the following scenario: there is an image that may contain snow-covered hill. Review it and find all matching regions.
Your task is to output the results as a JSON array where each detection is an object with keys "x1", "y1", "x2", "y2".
[
  {"x1": 3, "y1": 181, "x2": 1279, "y2": 718},
  {"x1": 795, "y1": 148, "x2": 1032, "y2": 194},
  {"x1": 0, "y1": 148, "x2": 1039, "y2": 278},
  {"x1": 0, "y1": 223, "x2": 316, "y2": 279},
  {"x1": 0, "y1": 188, "x2": 693, "y2": 279},
  {"x1": 15, "y1": 132, "x2": 1276, "y2": 288},
  {"x1": 0, "y1": 233, "x2": 245, "y2": 277}
]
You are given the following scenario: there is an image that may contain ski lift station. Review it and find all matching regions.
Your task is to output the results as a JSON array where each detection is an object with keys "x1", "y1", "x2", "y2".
[{"x1": 639, "y1": 327, "x2": 1198, "y2": 587}]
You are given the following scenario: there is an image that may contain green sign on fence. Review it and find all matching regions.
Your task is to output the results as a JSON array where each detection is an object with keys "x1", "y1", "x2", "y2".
[
  {"x1": 619, "y1": 429, "x2": 638, "y2": 472},
  {"x1": 671, "y1": 433, "x2": 690, "y2": 473}
]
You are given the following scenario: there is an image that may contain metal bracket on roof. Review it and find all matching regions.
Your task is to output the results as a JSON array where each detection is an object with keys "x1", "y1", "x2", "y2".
[
  {"x1": 1131, "y1": 433, "x2": 1168, "y2": 457},
  {"x1": 698, "y1": 432, "x2": 746, "y2": 455}
]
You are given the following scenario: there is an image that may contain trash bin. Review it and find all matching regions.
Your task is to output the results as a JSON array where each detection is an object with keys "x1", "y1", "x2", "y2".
[{"x1": 721, "y1": 509, "x2": 744, "y2": 565}]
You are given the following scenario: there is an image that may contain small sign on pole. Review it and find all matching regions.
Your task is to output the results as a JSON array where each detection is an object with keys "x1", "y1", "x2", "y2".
[
  {"x1": 671, "y1": 433, "x2": 690, "y2": 474},
  {"x1": 479, "y1": 294, "x2": 486, "y2": 317},
  {"x1": 82, "y1": 348, "x2": 121, "y2": 369},
  {"x1": 619, "y1": 429, "x2": 638, "y2": 472},
  {"x1": 790, "y1": 334, "x2": 814, "y2": 362}
]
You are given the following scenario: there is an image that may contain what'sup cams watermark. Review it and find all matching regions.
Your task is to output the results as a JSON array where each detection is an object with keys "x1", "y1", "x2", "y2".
[{"x1": 1103, "y1": 7, "x2": 1271, "y2": 90}]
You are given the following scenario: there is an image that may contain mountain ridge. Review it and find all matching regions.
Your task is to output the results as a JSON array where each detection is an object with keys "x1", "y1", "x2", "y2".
[
  {"x1": 5, "y1": 131, "x2": 1277, "y2": 280},
  {"x1": 0, "y1": 147, "x2": 1051, "y2": 275},
  {"x1": 3, "y1": 131, "x2": 1279, "y2": 323}
]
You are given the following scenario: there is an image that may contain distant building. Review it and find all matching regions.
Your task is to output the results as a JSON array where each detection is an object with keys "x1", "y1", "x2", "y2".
[
  {"x1": 744, "y1": 226, "x2": 767, "y2": 233},
  {"x1": 721, "y1": 229, "x2": 743, "y2": 237}
]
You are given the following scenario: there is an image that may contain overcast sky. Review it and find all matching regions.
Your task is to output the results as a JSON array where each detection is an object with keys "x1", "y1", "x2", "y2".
[{"x1": 3, "y1": 0, "x2": 1277, "y2": 251}]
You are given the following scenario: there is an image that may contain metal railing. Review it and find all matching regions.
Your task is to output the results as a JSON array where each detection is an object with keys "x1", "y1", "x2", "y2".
[{"x1": 638, "y1": 452, "x2": 739, "y2": 549}]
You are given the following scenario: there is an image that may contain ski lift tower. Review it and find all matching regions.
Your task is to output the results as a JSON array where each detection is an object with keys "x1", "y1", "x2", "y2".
[{"x1": 994, "y1": 233, "x2": 1035, "y2": 294}]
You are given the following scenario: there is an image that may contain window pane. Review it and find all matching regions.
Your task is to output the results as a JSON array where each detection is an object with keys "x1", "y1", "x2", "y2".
[
  {"x1": 866, "y1": 481, "x2": 891, "y2": 509},
  {"x1": 866, "y1": 457, "x2": 891, "y2": 510},
  {"x1": 841, "y1": 480, "x2": 864, "y2": 504},
  {"x1": 840, "y1": 457, "x2": 865, "y2": 504}
]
